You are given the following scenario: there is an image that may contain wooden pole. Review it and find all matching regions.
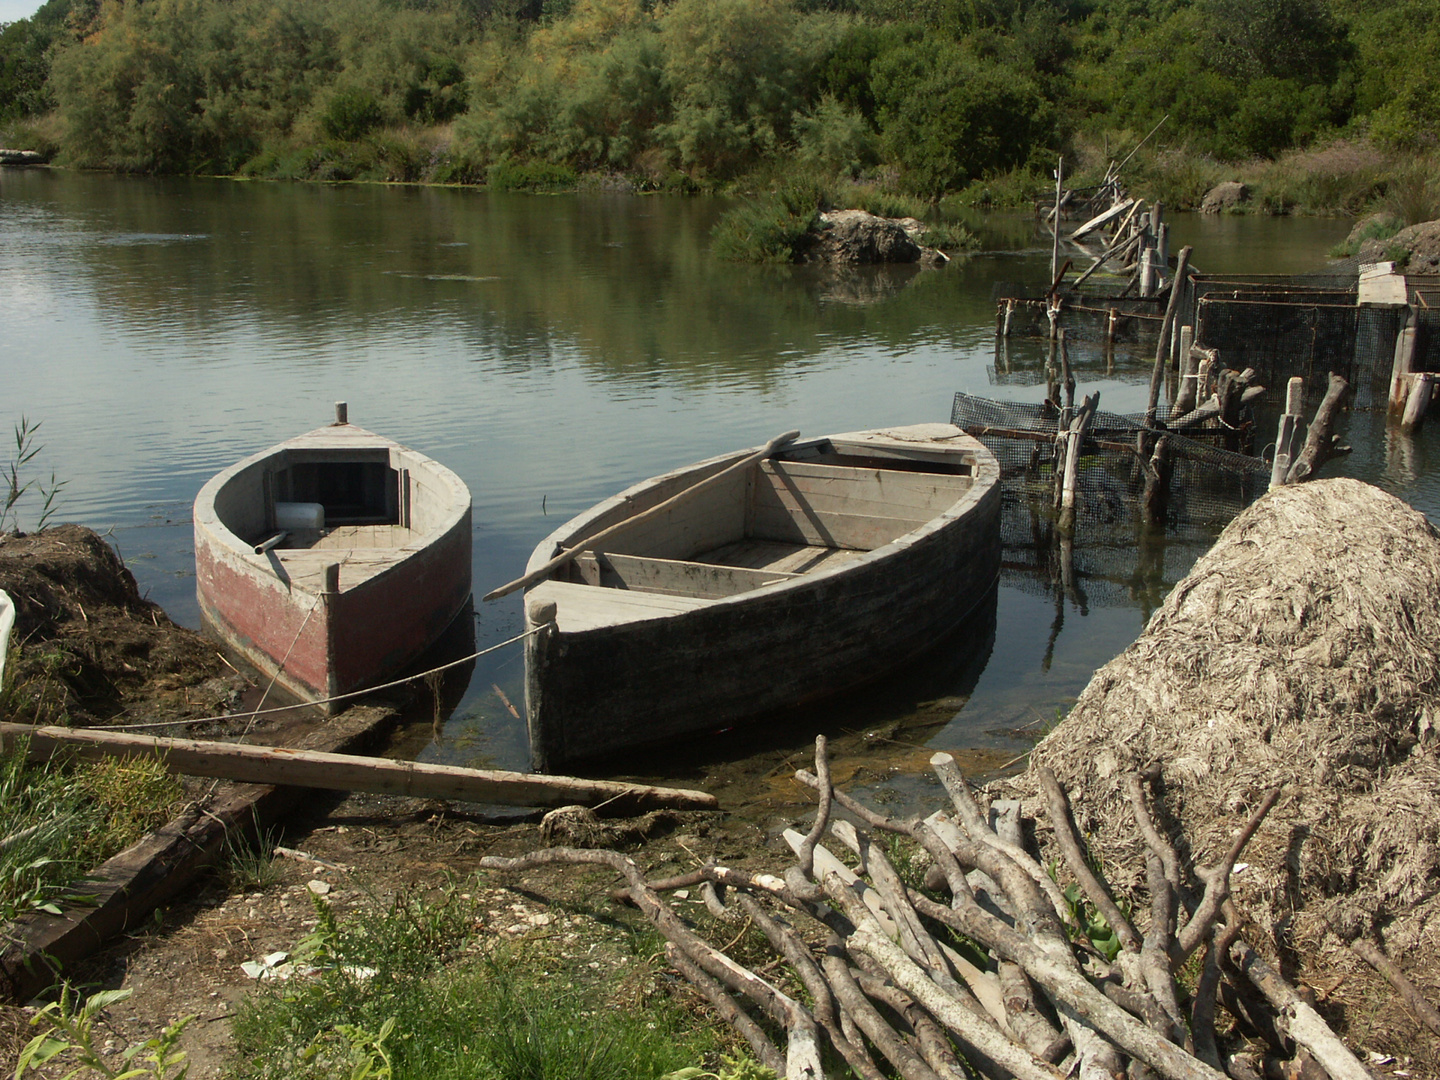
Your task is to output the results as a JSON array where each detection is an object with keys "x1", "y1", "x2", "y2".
[
  {"x1": 484, "y1": 429, "x2": 801, "y2": 601},
  {"x1": 1147, "y1": 246, "x2": 1193, "y2": 425},
  {"x1": 1389, "y1": 324, "x2": 1418, "y2": 417},
  {"x1": 1286, "y1": 373, "x2": 1352, "y2": 484},
  {"x1": 334, "y1": 401, "x2": 348, "y2": 425},
  {"x1": 1059, "y1": 393, "x2": 1099, "y2": 533},
  {"x1": 1269, "y1": 377, "x2": 1305, "y2": 489},
  {"x1": 1051, "y1": 157, "x2": 1063, "y2": 287},
  {"x1": 0, "y1": 723, "x2": 719, "y2": 812},
  {"x1": 1401, "y1": 372, "x2": 1436, "y2": 433}
]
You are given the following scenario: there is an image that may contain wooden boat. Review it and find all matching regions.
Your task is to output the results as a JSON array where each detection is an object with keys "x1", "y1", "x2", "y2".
[
  {"x1": 515, "y1": 423, "x2": 1000, "y2": 771},
  {"x1": 194, "y1": 409, "x2": 471, "y2": 710}
]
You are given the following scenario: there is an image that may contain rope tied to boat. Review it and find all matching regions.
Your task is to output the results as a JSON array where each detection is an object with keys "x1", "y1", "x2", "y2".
[{"x1": 104, "y1": 622, "x2": 549, "y2": 731}]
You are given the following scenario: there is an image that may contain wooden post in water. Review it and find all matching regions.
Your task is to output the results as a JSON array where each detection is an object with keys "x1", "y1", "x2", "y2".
[
  {"x1": 1270, "y1": 377, "x2": 1305, "y2": 489},
  {"x1": 1146, "y1": 246, "x2": 1193, "y2": 426},
  {"x1": 1401, "y1": 372, "x2": 1437, "y2": 433},
  {"x1": 1058, "y1": 393, "x2": 1099, "y2": 533},
  {"x1": 1389, "y1": 323, "x2": 1418, "y2": 417},
  {"x1": 1174, "y1": 337, "x2": 1199, "y2": 416}
]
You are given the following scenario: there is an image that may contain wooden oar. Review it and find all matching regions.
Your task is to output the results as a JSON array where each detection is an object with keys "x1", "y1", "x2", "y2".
[{"x1": 483, "y1": 429, "x2": 801, "y2": 602}]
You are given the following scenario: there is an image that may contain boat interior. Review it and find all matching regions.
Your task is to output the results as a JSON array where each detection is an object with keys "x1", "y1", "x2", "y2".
[
  {"x1": 214, "y1": 447, "x2": 444, "y2": 558},
  {"x1": 542, "y1": 432, "x2": 979, "y2": 619}
]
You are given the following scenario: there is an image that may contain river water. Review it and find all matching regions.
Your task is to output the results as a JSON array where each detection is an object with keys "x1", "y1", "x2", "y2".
[{"x1": 2, "y1": 169, "x2": 1430, "y2": 807}]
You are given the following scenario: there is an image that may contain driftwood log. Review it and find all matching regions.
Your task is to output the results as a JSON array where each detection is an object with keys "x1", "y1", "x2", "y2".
[{"x1": 478, "y1": 737, "x2": 1382, "y2": 1080}]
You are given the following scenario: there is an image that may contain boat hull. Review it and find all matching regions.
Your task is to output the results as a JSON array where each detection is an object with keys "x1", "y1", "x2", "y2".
[
  {"x1": 522, "y1": 426, "x2": 1000, "y2": 771},
  {"x1": 194, "y1": 424, "x2": 472, "y2": 709}
]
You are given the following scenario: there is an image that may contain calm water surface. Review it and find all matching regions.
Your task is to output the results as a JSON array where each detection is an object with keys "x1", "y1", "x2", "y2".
[{"x1": 2, "y1": 170, "x2": 1426, "y2": 805}]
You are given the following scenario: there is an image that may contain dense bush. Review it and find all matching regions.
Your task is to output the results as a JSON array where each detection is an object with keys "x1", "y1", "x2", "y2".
[{"x1": 2, "y1": 0, "x2": 1437, "y2": 199}]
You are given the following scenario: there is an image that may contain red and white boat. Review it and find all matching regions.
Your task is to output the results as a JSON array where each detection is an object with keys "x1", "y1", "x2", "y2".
[{"x1": 194, "y1": 408, "x2": 471, "y2": 710}]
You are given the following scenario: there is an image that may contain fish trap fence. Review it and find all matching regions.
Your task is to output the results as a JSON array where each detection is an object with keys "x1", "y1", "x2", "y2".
[
  {"x1": 1190, "y1": 273, "x2": 1413, "y2": 409},
  {"x1": 992, "y1": 282, "x2": 1166, "y2": 345},
  {"x1": 953, "y1": 393, "x2": 1270, "y2": 538}
]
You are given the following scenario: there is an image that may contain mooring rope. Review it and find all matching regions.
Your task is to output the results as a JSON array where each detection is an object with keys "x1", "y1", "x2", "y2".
[{"x1": 104, "y1": 623, "x2": 547, "y2": 732}]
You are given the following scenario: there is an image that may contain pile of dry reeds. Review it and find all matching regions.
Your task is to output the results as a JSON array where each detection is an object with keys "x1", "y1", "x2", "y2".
[{"x1": 1006, "y1": 478, "x2": 1440, "y2": 1066}]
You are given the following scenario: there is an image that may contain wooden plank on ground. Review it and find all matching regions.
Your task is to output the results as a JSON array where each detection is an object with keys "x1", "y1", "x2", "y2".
[
  {"x1": 0, "y1": 723, "x2": 718, "y2": 812},
  {"x1": 0, "y1": 705, "x2": 402, "y2": 1004}
]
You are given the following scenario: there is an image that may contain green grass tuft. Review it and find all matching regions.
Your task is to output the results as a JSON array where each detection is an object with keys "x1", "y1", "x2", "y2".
[{"x1": 231, "y1": 885, "x2": 719, "y2": 1080}]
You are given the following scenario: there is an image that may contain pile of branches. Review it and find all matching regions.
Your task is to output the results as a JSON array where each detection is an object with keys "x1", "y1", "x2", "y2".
[{"x1": 479, "y1": 738, "x2": 1379, "y2": 1080}]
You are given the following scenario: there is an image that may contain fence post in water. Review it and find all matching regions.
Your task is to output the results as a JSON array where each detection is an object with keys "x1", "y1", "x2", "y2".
[
  {"x1": 1389, "y1": 323, "x2": 1418, "y2": 417},
  {"x1": 1174, "y1": 338, "x2": 1199, "y2": 416},
  {"x1": 1058, "y1": 393, "x2": 1099, "y2": 533},
  {"x1": 1401, "y1": 372, "x2": 1436, "y2": 433},
  {"x1": 1146, "y1": 246, "x2": 1193, "y2": 426},
  {"x1": 1270, "y1": 377, "x2": 1305, "y2": 489}
]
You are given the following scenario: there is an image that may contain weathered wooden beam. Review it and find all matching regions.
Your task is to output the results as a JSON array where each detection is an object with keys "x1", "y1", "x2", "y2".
[
  {"x1": 0, "y1": 706, "x2": 401, "y2": 1003},
  {"x1": 1069, "y1": 198, "x2": 1137, "y2": 243},
  {"x1": 0, "y1": 723, "x2": 718, "y2": 811}
]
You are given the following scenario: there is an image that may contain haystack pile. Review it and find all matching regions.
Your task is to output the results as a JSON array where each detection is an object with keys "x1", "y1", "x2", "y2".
[{"x1": 1007, "y1": 478, "x2": 1440, "y2": 1057}]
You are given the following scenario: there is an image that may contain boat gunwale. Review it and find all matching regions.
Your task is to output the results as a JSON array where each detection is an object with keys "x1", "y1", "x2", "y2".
[
  {"x1": 193, "y1": 424, "x2": 471, "y2": 590},
  {"x1": 521, "y1": 427, "x2": 1000, "y2": 626}
]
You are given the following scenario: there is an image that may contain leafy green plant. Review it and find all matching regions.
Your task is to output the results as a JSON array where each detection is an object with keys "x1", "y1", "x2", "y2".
[
  {"x1": 661, "y1": 1054, "x2": 777, "y2": 1080},
  {"x1": 0, "y1": 743, "x2": 185, "y2": 924},
  {"x1": 4, "y1": 417, "x2": 66, "y2": 535},
  {"x1": 16, "y1": 985, "x2": 193, "y2": 1080}
]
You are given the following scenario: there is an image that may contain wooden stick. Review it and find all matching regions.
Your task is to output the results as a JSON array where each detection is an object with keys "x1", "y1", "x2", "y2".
[
  {"x1": 1147, "y1": 246, "x2": 1193, "y2": 426},
  {"x1": 482, "y1": 429, "x2": 801, "y2": 600},
  {"x1": 1343, "y1": 933, "x2": 1440, "y2": 1037},
  {"x1": 1037, "y1": 767, "x2": 1142, "y2": 954},
  {"x1": 1176, "y1": 787, "x2": 1282, "y2": 962},
  {"x1": 1228, "y1": 939, "x2": 1373, "y2": 1080},
  {"x1": 666, "y1": 943, "x2": 786, "y2": 1076},
  {"x1": 3, "y1": 723, "x2": 718, "y2": 812}
]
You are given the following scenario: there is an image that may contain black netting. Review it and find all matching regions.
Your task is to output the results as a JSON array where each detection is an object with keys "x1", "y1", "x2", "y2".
[
  {"x1": 995, "y1": 271, "x2": 1415, "y2": 414},
  {"x1": 952, "y1": 392, "x2": 1270, "y2": 540},
  {"x1": 1195, "y1": 298, "x2": 1405, "y2": 409}
]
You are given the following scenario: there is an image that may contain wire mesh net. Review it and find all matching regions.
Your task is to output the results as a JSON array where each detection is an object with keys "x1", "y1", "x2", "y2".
[
  {"x1": 952, "y1": 392, "x2": 1271, "y2": 544},
  {"x1": 1195, "y1": 295, "x2": 1406, "y2": 410}
]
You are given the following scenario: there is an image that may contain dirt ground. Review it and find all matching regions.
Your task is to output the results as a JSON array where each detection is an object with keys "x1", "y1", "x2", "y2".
[{"x1": 0, "y1": 791, "x2": 762, "y2": 1077}]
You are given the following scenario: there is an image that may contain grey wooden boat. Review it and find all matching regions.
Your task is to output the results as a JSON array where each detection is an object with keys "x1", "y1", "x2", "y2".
[{"x1": 519, "y1": 424, "x2": 1001, "y2": 772}]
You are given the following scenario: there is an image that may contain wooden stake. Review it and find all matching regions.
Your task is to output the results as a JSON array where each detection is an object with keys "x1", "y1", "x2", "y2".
[
  {"x1": 1, "y1": 723, "x2": 719, "y2": 812},
  {"x1": 1051, "y1": 157, "x2": 1063, "y2": 287},
  {"x1": 1147, "y1": 246, "x2": 1193, "y2": 425}
]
